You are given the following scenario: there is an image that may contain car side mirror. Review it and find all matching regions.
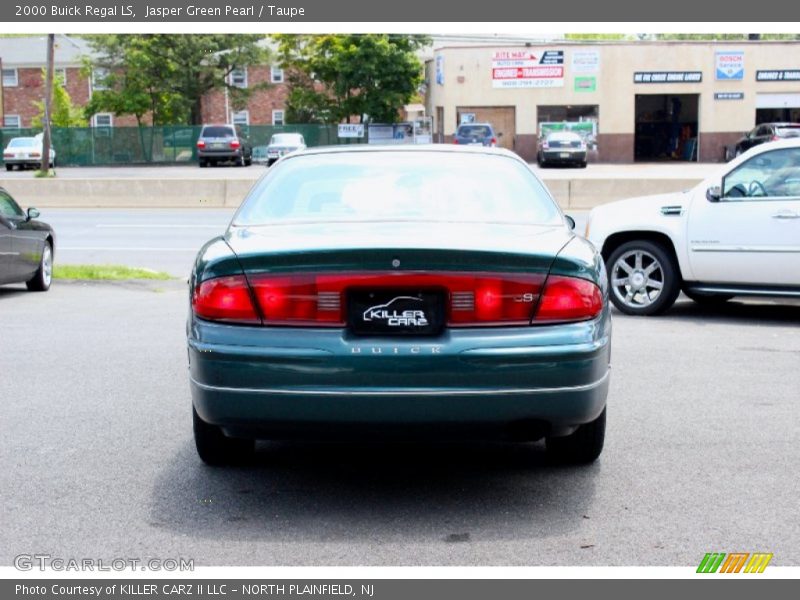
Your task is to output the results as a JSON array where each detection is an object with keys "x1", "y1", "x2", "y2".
[
  {"x1": 706, "y1": 185, "x2": 721, "y2": 203},
  {"x1": 27, "y1": 207, "x2": 40, "y2": 220},
  {"x1": 564, "y1": 215, "x2": 576, "y2": 230}
]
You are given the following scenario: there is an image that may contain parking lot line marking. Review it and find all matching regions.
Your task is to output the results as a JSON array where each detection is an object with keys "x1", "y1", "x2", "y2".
[
  {"x1": 60, "y1": 246, "x2": 198, "y2": 251},
  {"x1": 95, "y1": 224, "x2": 223, "y2": 229}
]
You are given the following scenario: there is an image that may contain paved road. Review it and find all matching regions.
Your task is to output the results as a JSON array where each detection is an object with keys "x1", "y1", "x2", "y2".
[
  {"x1": 44, "y1": 209, "x2": 590, "y2": 277},
  {"x1": 1, "y1": 281, "x2": 798, "y2": 566},
  {"x1": 0, "y1": 162, "x2": 721, "y2": 180}
]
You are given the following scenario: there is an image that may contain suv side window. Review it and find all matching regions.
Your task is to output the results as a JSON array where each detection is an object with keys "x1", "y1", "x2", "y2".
[
  {"x1": 722, "y1": 148, "x2": 800, "y2": 200},
  {"x1": 0, "y1": 190, "x2": 24, "y2": 218}
]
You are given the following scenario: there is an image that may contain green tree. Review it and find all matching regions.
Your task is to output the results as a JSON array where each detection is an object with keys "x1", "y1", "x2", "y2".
[
  {"x1": 273, "y1": 34, "x2": 430, "y2": 124},
  {"x1": 83, "y1": 34, "x2": 269, "y2": 125},
  {"x1": 32, "y1": 70, "x2": 85, "y2": 128}
]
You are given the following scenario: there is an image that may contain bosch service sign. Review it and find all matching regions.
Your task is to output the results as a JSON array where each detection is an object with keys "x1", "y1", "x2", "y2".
[
  {"x1": 491, "y1": 50, "x2": 565, "y2": 89},
  {"x1": 716, "y1": 51, "x2": 744, "y2": 80}
]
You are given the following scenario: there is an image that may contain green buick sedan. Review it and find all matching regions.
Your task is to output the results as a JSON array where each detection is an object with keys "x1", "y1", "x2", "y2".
[{"x1": 187, "y1": 145, "x2": 611, "y2": 466}]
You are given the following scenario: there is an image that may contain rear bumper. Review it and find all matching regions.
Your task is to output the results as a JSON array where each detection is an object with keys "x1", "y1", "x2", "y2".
[
  {"x1": 198, "y1": 149, "x2": 242, "y2": 160},
  {"x1": 188, "y1": 313, "x2": 611, "y2": 440},
  {"x1": 541, "y1": 150, "x2": 586, "y2": 163}
]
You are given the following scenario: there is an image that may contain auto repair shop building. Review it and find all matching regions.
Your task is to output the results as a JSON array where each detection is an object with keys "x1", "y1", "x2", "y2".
[{"x1": 424, "y1": 40, "x2": 800, "y2": 163}]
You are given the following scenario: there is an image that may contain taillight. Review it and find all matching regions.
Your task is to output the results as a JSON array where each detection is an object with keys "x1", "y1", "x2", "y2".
[
  {"x1": 3, "y1": 153, "x2": 13, "y2": 158},
  {"x1": 490, "y1": 137, "x2": 497, "y2": 147},
  {"x1": 196, "y1": 140, "x2": 205, "y2": 148},
  {"x1": 192, "y1": 275, "x2": 259, "y2": 323},
  {"x1": 30, "y1": 152, "x2": 41, "y2": 158},
  {"x1": 534, "y1": 276, "x2": 603, "y2": 323},
  {"x1": 230, "y1": 139, "x2": 241, "y2": 149},
  {"x1": 452, "y1": 138, "x2": 459, "y2": 144},
  {"x1": 771, "y1": 135, "x2": 780, "y2": 141},
  {"x1": 542, "y1": 141, "x2": 549, "y2": 149},
  {"x1": 191, "y1": 272, "x2": 602, "y2": 328}
]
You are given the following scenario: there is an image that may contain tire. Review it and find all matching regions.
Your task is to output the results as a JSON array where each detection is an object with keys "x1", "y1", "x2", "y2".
[
  {"x1": 537, "y1": 153, "x2": 546, "y2": 168},
  {"x1": 26, "y1": 241, "x2": 53, "y2": 292},
  {"x1": 579, "y1": 161, "x2": 587, "y2": 168},
  {"x1": 267, "y1": 159, "x2": 276, "y2": 167},
  {"x1": 683, "y1": 290, "x2": 734, "y2": 305},
  {"x1": 606, "y1": 240, "x2": 681, "y2": 316},
  {"x1": 547, "y1": 407, "x2": 606, "y2": 464},
  {"x1": 199, "y1": 160, "x2": 207, "y2": 168},
  {"x1": 193, "y1": 407, "x2": 255, "y2": 466},
  {"x1": 245, "y1": 156, "x2": 252, "y2": 166},
  {"x1": 5, "y1": 164, "x2": 11, "y2": 171},
  {"x1": 235, "y1": 154, "x2": 245, "y2": 167}
]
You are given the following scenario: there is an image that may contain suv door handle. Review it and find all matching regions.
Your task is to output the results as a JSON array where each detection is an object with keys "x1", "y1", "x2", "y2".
[{"x1": 772, "y1": 210, "x2": 800, "y2": 219}]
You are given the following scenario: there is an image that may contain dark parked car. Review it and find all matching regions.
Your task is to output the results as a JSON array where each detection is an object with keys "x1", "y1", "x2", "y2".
[
  {"x1": 188, "y1": 146, "x2": 611, "y2": 466},
  {"x1": 734, "y1": 123, "x2": 800, "y2": 157},
  {"x1": 0, "y1": 188, "x2": 54, "y2": 291},
  {"x1": 453, "y1": 123, "x2": 498, "y2": 147},
  {"x1": 537, "y1": 131, "x2": 588, "y2": 168},
  {"x1": 266, "y1": 133, "x2": 307, "y2": 166},
  {"x1": 196, "y1": 124, "x2": 253, "y2": 167}
]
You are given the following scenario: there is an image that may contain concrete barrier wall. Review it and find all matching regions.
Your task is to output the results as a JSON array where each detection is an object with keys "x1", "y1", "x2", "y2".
[{"x1": 0, "y1": 176, "x2": 703, "y2": 210}]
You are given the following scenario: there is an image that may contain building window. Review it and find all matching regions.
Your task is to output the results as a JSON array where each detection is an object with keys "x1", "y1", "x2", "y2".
[
  {"x1": 271, "y1": 65, "x2": 284, "y2": 83},
  {"x1": 231, "y1": 110, "x2": 249, "y2": 126},
  {"x1": 55, "y1": 68, "x2": 67, "y2": 84},
  {"x1": 3, "y1": 115, "x2": 22, "y2": 128},
  {"x1": 229, "y1": 68, "x2": 248, "y2": 89},
  {"x1": 2, "y1": 68, "x2": 18, "y2": 87},
  {"x1": 92, "y1": 113, "x2": 113, "y2": 127},
  {"x1": 91, "y1": 68, "x2": 110, "y2": 91},
  {"x1": 272, "y1": 110, "x2": 285, "y2": 126}
]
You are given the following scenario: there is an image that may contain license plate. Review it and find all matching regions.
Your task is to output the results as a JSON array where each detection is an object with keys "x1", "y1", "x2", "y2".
[
  {"x1": 347, "y1": 289, "x2": 444, "y2": 336},
  {"x1": 560, "y1": 152, "x2": 572, "y2": 158},
  {"x1": 212, "y1": 143, "x2": 226, "y2": 149}
]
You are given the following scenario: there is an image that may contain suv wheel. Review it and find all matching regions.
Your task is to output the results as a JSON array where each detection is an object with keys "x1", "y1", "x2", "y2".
[{"x1": 606, "y1": 240, "x2": 681, "y2": 316}]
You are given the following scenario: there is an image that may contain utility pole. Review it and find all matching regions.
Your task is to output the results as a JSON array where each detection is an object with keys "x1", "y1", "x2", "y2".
[{"x1": 40, "y1": 33, "x2": 55, "y2": 175}]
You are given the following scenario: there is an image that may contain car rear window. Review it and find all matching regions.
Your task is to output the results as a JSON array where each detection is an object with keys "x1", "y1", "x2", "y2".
[
  {"x1": 456, "y1": 125, "x2": 492, "y2": 139},
  {"x1": 776, "y1": 126, "x2": 800, "y2": 137},
  {"x1": 234, "y1": 151, "x2": 561, "y2": 226},
  {"x1": 8, "y1": 138, "x2": 36, "y2": 148},
  {"x1": 270, "y1": 134, "x2": 304, "y2": 145},
  {"x1": 201, "y1": 126, "x2": 235, "y2": 138}
]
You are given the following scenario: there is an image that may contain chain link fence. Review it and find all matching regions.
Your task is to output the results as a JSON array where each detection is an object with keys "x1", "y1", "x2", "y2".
[{"x1": 1, "y1": 124, "x2": 366, "y2": 167}]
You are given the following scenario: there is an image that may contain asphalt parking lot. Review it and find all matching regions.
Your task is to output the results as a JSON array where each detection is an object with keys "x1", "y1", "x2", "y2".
[{"x1": 1, "y1": 278, "x2": 798, "y2": 566}]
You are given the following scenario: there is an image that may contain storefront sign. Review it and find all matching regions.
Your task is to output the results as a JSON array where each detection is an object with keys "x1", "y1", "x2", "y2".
[
  {"x1": 571, "y1": 49, "x2": 600, "y2": 74},
  {"x1": 714, "y1": 92, "x2": 744, "y2": 100},
  {"x1": 716, "y1": 51, "x2": 744, "y2": 80},
  {"x1": 338, "y1": 123, "x2": 365, "y2": 138},
  {"x1": 491, "y1": 50, "x2": 564, "y2": 89},
  {"x1": 634, "y1": 71, "x2": 702, "y2": 83},
  {"x1": 756, "y1": 70, "x2": 800, "y2": 81},
  {"x1": 574, "y1": 76, "x2": 597, "y2": 92},
  {"x1": 435, "y1": 54, "x2": 444, "y2": 85},
  {"x1": 367, "y1": 123, "x2": 414, "y2": 144}
]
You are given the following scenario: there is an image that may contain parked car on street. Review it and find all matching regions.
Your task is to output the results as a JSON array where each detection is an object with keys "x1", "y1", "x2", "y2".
[
  {"x1": 196, "y1": 124, "x2": 253, "y2": 167},
  {"x1": 452, "y1": 123, "x2": 498, "y2": 147},
  {"x1": 0, "y1": 187, "x2": 54, "y2": 291},
  {"x1": 586, "y1": 139, "x2": 800, "y2": 315},
  {"x1": 3, "y1": 135, "x2": 56, "y2": 170},
  {"x1": 537, "y1": 131, "x2": 588, "y2": 168},
  {"x1": 188, "y1": 145, "x2": 611, "y2": 466},
  {"x1": 733, "y1": 122, "x2": 800, "y2": 157},
  {"x1": 265, "y1": 133, "x2": 306, "y2": 166}
]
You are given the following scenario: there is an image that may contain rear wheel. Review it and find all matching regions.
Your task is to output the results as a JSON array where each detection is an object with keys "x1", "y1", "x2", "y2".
[
  {"x1": 5, "y1": 164, "x2": 11, "y2": 171},
  {"x1": 199, "y1": 159, "x2": 207, "y2": 168},
  {"x1": 193, "y1": 407, "x2": 255, "y2": 466},
  {"x1": 537, "y1": 153, "x2": 547, "y2": 168},
  {"x1": 26, "y1": 241, "x2": 52, "y2": 292},
  {"x1": 606, "y1": 240, "x2": 681, "y2": 316},
  {"x1": 547, "y1": 407, "x2": 606, "y2": 464}
]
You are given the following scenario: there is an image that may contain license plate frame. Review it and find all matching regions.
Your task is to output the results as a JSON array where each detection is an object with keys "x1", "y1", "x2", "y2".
[{"x1": 347, "y1": 288, "x2": 445, "y2": 336}]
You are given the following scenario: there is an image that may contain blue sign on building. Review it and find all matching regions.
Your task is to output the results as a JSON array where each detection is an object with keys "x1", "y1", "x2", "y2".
[{"x1": 716, "y1": 51, "x2": 744, "y2": 80}]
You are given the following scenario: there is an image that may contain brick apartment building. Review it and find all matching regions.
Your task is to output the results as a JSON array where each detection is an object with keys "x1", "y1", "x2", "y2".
[{"x1": 0, "y1": 35, "x2": 288, "y2": 130}]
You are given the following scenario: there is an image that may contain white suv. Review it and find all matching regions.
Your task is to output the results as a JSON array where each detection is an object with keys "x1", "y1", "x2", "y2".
[{"x1": 586, "y1": 139, "x2": 800, "y2": 315}]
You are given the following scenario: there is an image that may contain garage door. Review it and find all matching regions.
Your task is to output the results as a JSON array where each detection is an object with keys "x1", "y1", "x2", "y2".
[
  {"x1": 456, "y1": 106, "x2": 516, "y2": 150},
  {"x1": 756, "y1": 93, "x2": 800, "y2": 109}
]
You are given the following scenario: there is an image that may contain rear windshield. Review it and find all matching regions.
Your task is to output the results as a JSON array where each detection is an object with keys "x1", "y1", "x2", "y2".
[
  {"x1": 201, "y1": 126, "x2": 235, "y2": 138},
  {"x1": 8, "y1": 138, "x2": 36, "y2": 147},
  {"x1": 233, "y1": 152, "x2": 561, "y2": 226},
  {"x1": 776, "y1": 126, "x2": 800, "y2": 137},
  {"x1": 270, "y1": 134, "x2": 304, "y2": 145},
  {"x1": 456, "y1": 125, "x2": 492, "y2": 139}
]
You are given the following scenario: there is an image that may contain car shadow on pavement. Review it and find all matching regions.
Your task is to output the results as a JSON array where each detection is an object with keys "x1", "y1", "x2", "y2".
[
  {"x1": 148, "y1": 439, "x2": 600, "y2": 553},
  {"x1": 617, "y1": 297, "x2": 800, "y2": 326},
  {"x1": 0, "y1": 285, "x2": 31, "y2": 298}
]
